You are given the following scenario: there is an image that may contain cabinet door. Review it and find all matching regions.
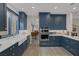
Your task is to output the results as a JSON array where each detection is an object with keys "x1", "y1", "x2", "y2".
[
  {"x1": 60, "y1": 36, "x2": 64, "y2": 46},
  {"x1": 49, "y1": 36, "x2": 60, "y2": 46},
  {"x1": 27, "y1": 35, "x2": 30, "y2": 47},
  {"x1": 39, "y1": 41, "x2": 49, "y2": 47},
  {"x1": 11, "y1": 43, "x2": 18, "y2": 56},
  {"x1": 39, "y1": 12, "x2": 50, "y2": 29},
  {"x1": 23, "y1": 40, "x2": 27, "y2": 50},
  {"x1": 49, "y1": 15, "x2": 54, "y2": 30},
  {"x1": 0, "y1": 3, "x2": 7, "y2": 31},
  {"x1": 61, "y1": 37, "x2": 71, "y2": 49},
  {"x1": 48, "y1": 36, "x2": 55, "y2": 46},
  {"x1": 54, "y1": 36, "x2": 61, "y2": 46},
  {"x1": 54, "y1": 15, "x2": 66, "y2": 30},
  {"x1": 18, "y1": 42, "x2": 25, "y2": 55},
  {"x1": 69, "y1": 39, "x2": 79, "y2": 56},
  {"x1": 61, "y1": 37, "x2": 79, "y2": 56},
  {"x1": 19, "y1": 12, "x2": 27, "y2": 30},
  {"x1": 60, "y1": 37, "x2": 65, "y2": 47}
]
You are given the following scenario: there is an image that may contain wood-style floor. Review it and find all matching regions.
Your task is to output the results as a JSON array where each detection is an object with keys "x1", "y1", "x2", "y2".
[{"x1": 22, "y1": 39, "x2": 73, "y2": 56}]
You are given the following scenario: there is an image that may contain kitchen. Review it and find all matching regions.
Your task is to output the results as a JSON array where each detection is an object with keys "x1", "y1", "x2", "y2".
[{"x1": 0, "y1": 3, "x2": 79, "y2": 56}]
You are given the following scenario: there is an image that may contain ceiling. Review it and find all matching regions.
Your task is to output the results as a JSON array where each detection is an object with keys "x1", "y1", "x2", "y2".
[{"x1": 8, "y1": 3, "x2": 79, "y2": 19}]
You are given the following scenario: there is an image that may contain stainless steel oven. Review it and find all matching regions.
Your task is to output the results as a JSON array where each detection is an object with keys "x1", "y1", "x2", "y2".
[{"x1": 40, "y1": 27, "x2": 49, "y2": 41}]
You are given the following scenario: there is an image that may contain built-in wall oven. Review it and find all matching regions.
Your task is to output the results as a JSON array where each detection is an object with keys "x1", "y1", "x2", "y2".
[{"x1": 40, "y1": 27, "x2": 49, "y2": 41}]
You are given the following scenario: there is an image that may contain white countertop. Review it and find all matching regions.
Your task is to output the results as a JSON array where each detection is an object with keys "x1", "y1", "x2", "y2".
[
  {"x1": 0, "y1": 31, "x2": 30, "y2": 53},
  {"x1": 49, "y1": 34, "x2": 79, "y2": 41},
  {"x1": 63, "y1": 35, "x2": 79, "y2": 41}
]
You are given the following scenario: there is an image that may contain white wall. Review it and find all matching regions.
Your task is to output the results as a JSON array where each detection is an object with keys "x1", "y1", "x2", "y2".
[
  {"x1": 73, "y1": 18, "x2": 79, "y2": 26},
  {"x1": 73, "y1": 18, "x2": 79, "y2": 36},
  {"x1": 66, "y1": 13, "x2": 73, "y2": 31},
  {"x1": 27, "y1": 15, "x2": 39, "y2": 32}
]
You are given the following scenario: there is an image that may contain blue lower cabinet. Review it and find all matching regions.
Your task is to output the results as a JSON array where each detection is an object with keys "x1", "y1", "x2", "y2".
[
  {"x1": 18, "y1": 43, "x2": 25, "y2": 56},
  {"x1": 61, "y1": 37, "x2": 79, "y2": 56},
  {"x1": 10, "y1": 43, "x2": 19, "y2": 56},
  {"x1": 70, "y1": 39, "x2": 79, "y2": 49},
  {"x1": 48, "y1": 36, "x2": 61, "y2": 46},
  {"x1": 27, "y1": 35, "x2": 30, "y2": 47},
  {"x1": 0, "y1": 43, "x2": 18, "y2": 56},
  {"x1": 60, "y1": 36, "x2": 65, "y2": 46},
  {"x1": 18, "y1": 40, "x2": 27, "y2": 56},
  {"x1": 40, "y1": 36, "x2": 79, "y2": 56},
  {"x1": 40, "y1": 41, "x2": 49, "y2": 47},
  {"x1": 40, "y1": 36, "x2": 61, "y2": 47},
  {"x1": 68, "y1": 39, "x2": 79, "y2": 56},
  {"x1": 54, "y1": 36, "x2": 61, "y2": 46},
  {"x1": 18, "y1": 36, "x2": 30, "y2": 56},
  {"x1": 24, "y1": 40, "x2": 27, "y2": 50}
]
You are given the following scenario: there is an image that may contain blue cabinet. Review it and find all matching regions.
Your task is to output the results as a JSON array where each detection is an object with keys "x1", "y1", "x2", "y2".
[
  {"x1": 27, "y1": 35, "x2": 30, "y2": 47},
  {"x1": 39, "y1": 12, "x2": 50, "y2": 29},
  {"x1": 0, "y1": 3, "x2": 7, "y2": 31},
  {"x1": 49, "y1": 14, "x2": 66, "y2": 30},
  {"x1": 16, "y1": 40, "x2": 27, "y2": 56},
  {"x1": 39, "y1": 12, "x2": 66, "y2": 30},
  {"x1": 49, "y1": 36, "x2": 61, "y2": 46},
  {"x1": 0, "y1": 43, "x2": 18, "y2": 56},
  {"x1": 61, "y1": 37, "x2": 70, "y2": 47},
  {"x1": 68, "y1": 39, "x2": 79, "y2": 56},
  {"x1": 18, "y1": 35, "x2": 30, "y2": 56},
  {"x1": 39, "y1": 36, "x2": 61, "y2": 47},
  {"x1": 54, "y1": 15, "x2": 66, "y2": 30},
  {"x1": 19, "y1": 12, "x2": 27, "y2": 30},
  {"x1": 48, "y1": 15, "x2": 54, "y2": 29},
  {"x1": 18, "y1": 42, "x2": 25, "y2": 55},
  {"x1": 40, "y1": 35, "x2": 79, "y2": 56},
  {"x1": 61, "y1": 36, "x2": 79, "y2": 56},
  {"x1": 40, "y1": 41, "x2": 49, "y2": 47}
]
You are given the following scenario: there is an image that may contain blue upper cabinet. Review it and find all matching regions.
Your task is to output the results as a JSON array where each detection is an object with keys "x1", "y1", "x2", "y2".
[
  {"x1": 54, "y1": 14, "x2": 66, "y2": 30},
  {"x1": 19, "y1": 12, "x2": 27, "y2": 30},
  {"x1": 0, "y1": 3, "x2": 7, "y2": 31},
  {"x1": 49, "y1": 14, "x2": 66, "y2": 30},
  {"x1": 39, "y1": 12, "x2": 50, "y2": 29},
  {"x1": 48, "y1": 15, "x2": 54, "y2": 29},
  {"x1": 39, "y1": 12, "x2": 66, "y2": 30}
]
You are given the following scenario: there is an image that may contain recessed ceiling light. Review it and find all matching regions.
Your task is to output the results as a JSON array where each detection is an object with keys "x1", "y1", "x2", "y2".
[
  {"x1": 73, "y1": 7, "x2": 76, "y2": 10},
  {"x1": 54, "y1": 6, "x2": 57, "y2": 9},
  {"x1": 32, "y1": 7, "x2": 35, "y2": 9}
]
